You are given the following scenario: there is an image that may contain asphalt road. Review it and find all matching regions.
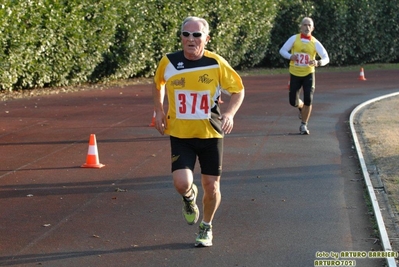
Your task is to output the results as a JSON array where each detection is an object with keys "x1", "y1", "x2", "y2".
[{"x1": 0, "y1": 69, "x2": 397, "y2": 267}]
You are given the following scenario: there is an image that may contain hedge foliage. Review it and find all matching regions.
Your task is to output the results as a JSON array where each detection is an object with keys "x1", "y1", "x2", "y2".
[
  {"x1": 0, "y1": 0, "x2": 398, "y2": 91},
  {"x1": 0, "y1": 0, "x2": 120, "y2": 90}
]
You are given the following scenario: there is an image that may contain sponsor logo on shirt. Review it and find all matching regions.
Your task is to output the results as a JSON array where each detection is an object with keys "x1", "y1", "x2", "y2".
[
  {"x1": 198, "y1": 74, "x2": 213, "y2": 84},
  {"x1": 171, "y1": 77, "x2": 185, "y2": 87}
]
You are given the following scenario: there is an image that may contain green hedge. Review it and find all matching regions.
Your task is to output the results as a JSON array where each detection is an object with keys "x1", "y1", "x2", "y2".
[
  {"x1": 92, "y1": 0, "x2": 277, "y2": 81},
  {"x1": 0, "y1": 0, "x2": 398, "y2": 91},
  {"x1": 0, "y1": 0, "x2": 120, "y2": 90}
]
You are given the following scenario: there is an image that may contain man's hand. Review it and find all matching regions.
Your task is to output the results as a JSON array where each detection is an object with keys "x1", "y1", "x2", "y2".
[
  {"x1": 154, "y1": 112, "x2": 166, "y2": 135},
  {"x1": 219, "y1": 113, "x2": 234, "y2": 134},
  {"x1": 309, "y1": 60, "x2": 319, "y2": 67}
]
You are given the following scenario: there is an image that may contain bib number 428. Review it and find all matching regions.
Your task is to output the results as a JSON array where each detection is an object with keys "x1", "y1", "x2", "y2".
[{"x1": 175, "y1": 90, "x2": 211, "y2": 119}]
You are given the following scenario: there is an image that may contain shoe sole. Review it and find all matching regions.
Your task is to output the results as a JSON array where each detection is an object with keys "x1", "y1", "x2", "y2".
[{"x1": 195, "y1": 241, "x2": 213, "y2": 247}]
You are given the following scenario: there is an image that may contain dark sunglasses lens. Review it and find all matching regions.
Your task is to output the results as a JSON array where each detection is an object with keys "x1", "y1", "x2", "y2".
[{"x1": 182, "y1": 31, "x2": 202, "y2": 38}]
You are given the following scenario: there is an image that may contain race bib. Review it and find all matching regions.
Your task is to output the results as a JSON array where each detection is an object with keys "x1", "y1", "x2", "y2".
[
  {"x1": 294, "y1": 53, "x2": 310, "y2": 66},
  {"x1": 174, "y1": 90, "x2": 211, "y2": 119}
]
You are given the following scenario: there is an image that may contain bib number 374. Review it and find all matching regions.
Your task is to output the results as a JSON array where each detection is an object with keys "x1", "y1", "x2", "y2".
[{"x1": 175, "y1": 90, "x2": 211, "y2": 119}]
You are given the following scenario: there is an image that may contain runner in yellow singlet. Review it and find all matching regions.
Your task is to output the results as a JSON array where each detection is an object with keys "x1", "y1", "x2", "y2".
[
  {"x1": 153, "y1": 16, "x2": 245, "y2": 247},
  {"x1": 279, "y1": 17, "x2": 329, "y2": 135}
]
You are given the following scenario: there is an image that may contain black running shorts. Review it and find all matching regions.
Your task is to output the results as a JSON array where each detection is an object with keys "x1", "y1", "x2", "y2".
[
  {"x1": 170, "y1": 136, "x2": 223, "y2": 176},
  {"x1": 289, "y1": 72, "x2": 315, "y2": 107}
]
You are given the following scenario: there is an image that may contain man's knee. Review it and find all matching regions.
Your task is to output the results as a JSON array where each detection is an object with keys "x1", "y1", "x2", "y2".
[
  {"x1": 303, "y1": 98, "x2": 313, "y2": 106},
  {"x1": 289, "y1": 99, "x2": 297, "y2": 107},
  {"x1": 173, "y1": 169, "x2": 193, "y2": 194},
  {"x1": 290, "y1": 98, "x2": 303, "y2": 107},
  {"x1": 202, "y1": 175, "x2": 220, "y2": 193}
]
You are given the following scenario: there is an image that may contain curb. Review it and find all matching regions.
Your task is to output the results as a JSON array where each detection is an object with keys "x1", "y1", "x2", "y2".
[{"x1": 349, "y1": 92, "x2": 399, "y2": 267}]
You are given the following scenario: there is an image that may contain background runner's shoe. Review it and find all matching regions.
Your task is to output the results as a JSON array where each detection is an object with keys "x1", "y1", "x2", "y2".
[
  {"x1": 182, "y1": 184, "x2": 199, "y2": 225},
  {"x1": 195, "y1": 223, "x2": 213, "y2": 247},
  {"x1": 299, "y1": 124, "x2": 310, "y2": 135}
]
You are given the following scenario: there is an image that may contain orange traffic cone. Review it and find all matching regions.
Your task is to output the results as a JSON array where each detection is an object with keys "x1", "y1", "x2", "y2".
[
  {"x1": 81, "y1": 134, "x2": 105, "y2": 168},
  {"x1": 149, "y1": 110, "x2": 156, "y2": 127},
  {"x1": 358, "y1": 67, "x2": 367, "y2": 80}
]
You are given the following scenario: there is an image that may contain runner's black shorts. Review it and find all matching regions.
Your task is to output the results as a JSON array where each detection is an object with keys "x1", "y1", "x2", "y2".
[
  {"x1": 170, "y1": 136, "x2": 223, "y2": 176},
  {"x1": 289, "y1": 72, "x2": 315, "y2": 106}
]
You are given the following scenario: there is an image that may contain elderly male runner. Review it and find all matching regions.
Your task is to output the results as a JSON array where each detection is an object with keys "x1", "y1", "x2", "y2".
[
  {"x1": 279, "y1": 17, "x2": 329, "y2": 134},
  {"x1": 153, "y1": 16, "x2": 245, "y2": 247}
]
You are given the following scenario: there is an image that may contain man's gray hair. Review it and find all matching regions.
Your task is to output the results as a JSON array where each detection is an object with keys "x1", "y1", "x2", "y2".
[
  {"x1": 301, "y1": 17, "x2": 314, "y2": 27},
  {"x1": 181, "y1": 16, "x2": 210, "y2": 35}
]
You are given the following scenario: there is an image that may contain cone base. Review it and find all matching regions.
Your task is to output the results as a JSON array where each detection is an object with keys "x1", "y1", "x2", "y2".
[
  {"x1": 359, "y1": 77, "x2": 367, "y2": 81},
  {"x1": 81, "y1": 163, "x2": 105, "y2": 168}
]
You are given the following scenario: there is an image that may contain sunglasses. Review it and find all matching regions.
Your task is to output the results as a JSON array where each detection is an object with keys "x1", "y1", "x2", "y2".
[{"x1": 182, "y1": 31, "x2": 203, "y2": 38}]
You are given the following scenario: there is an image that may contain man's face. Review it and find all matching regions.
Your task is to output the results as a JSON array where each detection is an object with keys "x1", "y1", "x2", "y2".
[
  {"x1": 181, "y1": 21, "x2": 210, "y2": 60},
  {"x1": 300, "y1": 19, "x2": 314, "y2": 36}
]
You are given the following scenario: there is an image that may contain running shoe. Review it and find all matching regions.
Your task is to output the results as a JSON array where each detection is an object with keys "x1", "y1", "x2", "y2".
[
  {"x1": 182, "y1": 184, "x2": 199, "y2": 225},
  {"x1": 195, "y1": 222, "x2": 213, "y2": 247},
  {"x1": 299, "y1": 124, "x2": 310, "y2": 135}
]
